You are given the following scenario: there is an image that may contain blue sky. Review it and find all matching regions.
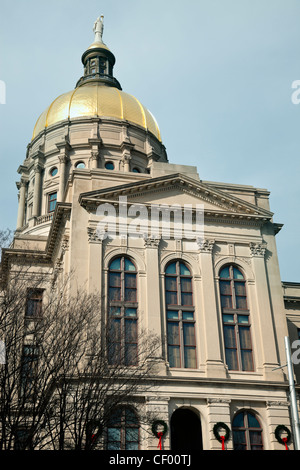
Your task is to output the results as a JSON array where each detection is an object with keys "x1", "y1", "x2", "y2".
[{"x1": 0, "y1": 0, "x2": 299, "y2": 281}]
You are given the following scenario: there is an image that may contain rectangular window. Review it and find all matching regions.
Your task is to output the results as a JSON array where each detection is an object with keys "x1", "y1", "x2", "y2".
[
  {"x1": 26, "y1": 289, "x2": 43, "y2": 317},
  {"x1": 21, "y1": 345, "x2": 39, "y2": 397},
  {"x1": 48, "y1": 192, "x2": 57, "y2": 213}
]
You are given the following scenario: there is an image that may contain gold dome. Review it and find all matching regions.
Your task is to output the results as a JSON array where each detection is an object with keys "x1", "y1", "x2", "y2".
[{"x1": 32, "y1": 83, "x2": 161, "y2": 141}]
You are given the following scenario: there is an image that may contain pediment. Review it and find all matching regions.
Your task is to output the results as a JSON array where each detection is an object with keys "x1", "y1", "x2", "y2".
[{"x1": 79, "y1": 173, "x2": 273, "y2": 222}]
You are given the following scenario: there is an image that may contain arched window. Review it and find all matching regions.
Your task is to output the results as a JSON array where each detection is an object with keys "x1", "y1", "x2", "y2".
[
  {"x1": 165, "y1": 261, "x2": 196, "y2": 368},
  {"x1": 219, "y1": 265, "x2": 254, "y2": 371},
  {"x1": 107, "y1": 407, "x2": 139, "y2": 450},
  {"x1": 108, "y1": 256, "x2": 138, "y2": 366},
  {"x1": 232, "y1": 410, "x2": 263, "y2": 450}
]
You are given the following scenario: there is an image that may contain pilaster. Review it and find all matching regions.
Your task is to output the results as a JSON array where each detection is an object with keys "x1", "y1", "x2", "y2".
[{"x1": 197, "y1": 238, "x2": 226, "y2": 378}]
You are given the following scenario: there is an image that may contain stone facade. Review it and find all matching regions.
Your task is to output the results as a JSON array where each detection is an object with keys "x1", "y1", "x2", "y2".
[{"x1": 2, "y1": 19, "x2": 300, "y2": 451}]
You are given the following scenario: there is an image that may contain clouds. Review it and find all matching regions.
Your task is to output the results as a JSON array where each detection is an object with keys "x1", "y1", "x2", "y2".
[{"x1": 0, "y1": 0, "x2": 299, "y2": 280}]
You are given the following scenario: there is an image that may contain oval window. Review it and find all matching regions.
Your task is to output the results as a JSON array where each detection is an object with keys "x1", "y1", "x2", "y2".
[
  {"x1": 75, "y1": 161, "x2": 85, "y2": 169},
  {"x1": 50, "y1": 167, "x2": 58, "y2": 177},
  {"x1": 105, "y1": 161, "x2": 114, "y2": 170}
]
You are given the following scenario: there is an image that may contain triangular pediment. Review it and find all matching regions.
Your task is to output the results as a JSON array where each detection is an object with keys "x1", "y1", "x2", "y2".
[{"x1": 79, "y1": 173, "x2": 273, "y2": 222}]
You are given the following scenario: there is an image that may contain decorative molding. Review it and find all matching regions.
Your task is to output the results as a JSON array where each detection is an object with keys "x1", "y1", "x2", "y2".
[
  {"x1": 249, "y1": 242, "x2": 267, "y2": 257},
  {"x1": 197, "y1": 238, "x2": 215, "y2": 253},
  {"x1": 87, "y1": 226, "x2": 105, "y2": 243},
  {"x1": 266, "y1": 401, "x2": 289, "y2": 408},
  {"x1": 207, "y1": 398, "x2": 231, "y2": 404},
  {"x1": 143, "y1": 235, "x2": 161, "y2": 248}
]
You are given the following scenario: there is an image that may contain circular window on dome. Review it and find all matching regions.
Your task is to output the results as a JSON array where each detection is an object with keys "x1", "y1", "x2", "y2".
[
  {"x1": 105, "y1": 161, "x2": 114, "y2": 170},
  {"x1": 132, "y1": 167, "x2": 141, "y2": 173},
  {"x1": 75, "y1": 161, "x2": 86, "y2": 169},
  {"x1": 50, "y1": 167, "x2": 58, "y2": 177}
]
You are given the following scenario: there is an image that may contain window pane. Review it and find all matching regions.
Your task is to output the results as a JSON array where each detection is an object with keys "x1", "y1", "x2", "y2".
[
  {"x1": 125, "y1": 308, "x2": 137, "y2": 317},
  {"x1": 125, "y1": 344, "x2": 138, "y2": 366},
  {"x1": 220, "y1": 281, "x2": 231, "y2": 295},
  {"x1": 125, "y1": 288, "x2": 136, "y2": 302},
  {"x1": 167, "y1": 323, "x2": 180, "y2": 345},
  {"x1": 109, "y1": 306, "x2": 121, "y2": 316},
  {"x1": 181, "y1": 292, "x2": 193, "y2": 306},
  {"x1": 223, "y1": 314, "x2": 234, "y2": 323},
  {"x1": 233, "y1": 431, "x2": 247, "y2": 450},
  {"x1": 241, "y1": 350, "x2": 254, "y2": 371},
  {"x1": 184, "y1": 346, "x2": 196, "y2": 368},
  {"x1": 125, "y1": 273, "x2": 136, "y2": 288},
  {"x1": 166, "y1": 291, "x2": 177, "y2": 305},
  {"x1": 239, "y1": 326, "x2": 252, "y2": 349},
  {"x1": 181, "y1": 278, "x2": 192, "y2": 292},
  {"x1": 110, "y1": 258, "x2": 121, "y2": 270},
  {"x1": 233, "y1": 413, "x2": 245, "y2": 427},
  {"x1": 109, "y1": 408, "x2": 122, "y2": 425},
  {"x1": 250, "y1": 431, "x2": 263, "y2": 449},
  {"x1": 126, "y1": 428, "x2": 139, "y2": 442},
  {"x1": 223, "y1": 325, "x2": 236, "y2": 348},
  {"x1": 180, "y1": 263, "x2": 191, "y2": 275},
  {"x1": 183, "y1": 323, "x2": 195, "y2": 346},
  {"x1": 247, "y1": 413, "x2": 261, "y2": 428},
  {"x1": 109, "y1": 287, "x2": 121, "y2": 301},
  {"x1": 235, "y1": 282, "x2": 246, "y2": 296},
  {"x1": 109, "y1": 272, "x2": 121, "y2": 287},
  {"x1": 125, "y1": 319, "x2": 137, "y2": 342},
  {"x1": 167, "y1": 310, "x2": 179, "y2": 319},
  {"x1": 165, "y1": 262, "x2": 176, "y2": 274},
  {"x1": 182, "y1": 311, "x2": 194, "y2": 321},
  {"x1": 236, "y1": 296, "x2": 247, "y2": 309},
  {"x1": 233, "y1": 267, "x2": 244, "y2": 279},
  {"x1": 125, "y1": 259, "x2": 136, "y2": 271},
  {"x1": 219, "y1": 266, "x2": 230, "y2": 278},
  {"x1": 238, "y1": 315, "x2": 249, "y2": 324},
  {"x1": 221, "y1": 295, "x2": 232, "y2": 309},
  {"x1": 108, "y1": 428, "x2": 121, "y2": 442},
  {"x1": 168, "y1": 346, "x2": 180, "y2": 367},
  {"x1": 165, "y1": 277, "x2": 177, "y2": 291},
  {"x1": 125, "y1": 408, "x2": 138, "y2": 425},
  {"x1": 225, "y1": 348, "x2": 238, "y2": 370}
]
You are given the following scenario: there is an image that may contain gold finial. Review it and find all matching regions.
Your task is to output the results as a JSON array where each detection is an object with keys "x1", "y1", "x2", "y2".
[{"x1": 93, "y1": 15, "x2": 104, "y2": 43}]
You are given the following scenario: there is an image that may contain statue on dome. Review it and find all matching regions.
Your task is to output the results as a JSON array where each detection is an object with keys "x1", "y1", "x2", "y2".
[{"x1": 93, "y1": 15, "x2": 104, "y2": 43}]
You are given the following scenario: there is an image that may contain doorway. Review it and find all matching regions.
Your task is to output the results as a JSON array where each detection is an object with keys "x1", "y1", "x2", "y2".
[{"x1": 170, "y1": 408, "x2": 203, "y2": 451}]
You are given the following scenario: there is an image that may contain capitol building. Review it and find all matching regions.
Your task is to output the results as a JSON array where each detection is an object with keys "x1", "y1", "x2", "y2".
[{"x1": 1, "y1": 16, "x2": 300, "y2": 451}]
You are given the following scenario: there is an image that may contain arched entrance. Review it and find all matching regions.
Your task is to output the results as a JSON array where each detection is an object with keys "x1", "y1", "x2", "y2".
[{"x1": 170, "y1": 408, "x2": 203, "y2": 451}]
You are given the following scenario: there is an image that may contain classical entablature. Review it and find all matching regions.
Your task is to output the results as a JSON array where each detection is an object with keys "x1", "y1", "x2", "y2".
[{"x1": 78, "y1": 172, "x2": 274, "y2": 224}]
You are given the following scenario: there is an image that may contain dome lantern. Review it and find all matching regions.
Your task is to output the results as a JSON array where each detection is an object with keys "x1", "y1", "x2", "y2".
[{"x1": 76, "y1": 15, "x2": 121, "y2": 90}]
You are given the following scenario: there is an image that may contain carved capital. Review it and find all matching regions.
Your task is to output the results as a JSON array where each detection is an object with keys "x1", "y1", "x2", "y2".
[
  {"x1": 249, "y1": 242, "x2": 267, "y2": 257},
  {"x1": 143, "y1": 235, "x2": 160, "y2": 248},
  {"x1": 197, "y1": 238, "x2": 215, "y2": 253},
  {"x1": 87, "y1": 226, "x2": 105, "y2": 243}
]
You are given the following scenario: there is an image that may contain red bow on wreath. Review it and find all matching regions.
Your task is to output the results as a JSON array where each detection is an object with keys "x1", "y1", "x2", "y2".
[
  {"x1": 157, "y1": 432, "x2": 163, "y2": 450},
  {"x1": 220, "y1": 435, "x2": 226, "y2": 450},
  {"x1": 282, "y1": 437, "x2": 289, "y2": 450}
]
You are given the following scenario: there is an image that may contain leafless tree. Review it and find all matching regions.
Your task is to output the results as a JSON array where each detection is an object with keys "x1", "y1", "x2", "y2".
[{"x1": 0, "y1": 229, "x2": 161, "y2": 450}]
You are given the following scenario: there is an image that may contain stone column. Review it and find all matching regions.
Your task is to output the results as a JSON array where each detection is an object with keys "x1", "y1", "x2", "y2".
[
  {"x1": 58, "y1": 154, "x2": 67, "y2": 202},
  {"x1": 145, "y1": 396, "x2": 170, "y2": 450},
  {"x1": 266, "y1": 400, "x2": 291, "y2": 450},
  {"x1": 249, "y1": 242, "x2": 284, "y2": 380},
  {"x1": 87, "y1": 226, "x2": 104, "y2": 295},
  {"x1": 206, "y1": 398, "x2": 232, "y2": 450},
  {"x1": 16, "y1": 179, "x2": 27, "y2": 229},
  {"x1": 144, "y1": 236, "x2": 163, "y2": 359},
  {"x1": 32, "y1": 164, "x2": 42, "y2": 218},
  {"x1": 197, "y1": 238, "x2": 227, "y2": 378},
  {"x1": 122, "y1": 151, "x2": 131, "y2": 172}
]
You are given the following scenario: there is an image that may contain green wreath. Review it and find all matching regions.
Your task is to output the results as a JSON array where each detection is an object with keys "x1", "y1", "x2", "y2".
[
  {"x1": 213, "y1": 422, "x2": 230, "y2": 442},
  {"x1": 152, "y1": 420, "x2": 168, "y2": 438},
  {"x1": 275, "y1": 425, "x2": 291, "y2": 445}
]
